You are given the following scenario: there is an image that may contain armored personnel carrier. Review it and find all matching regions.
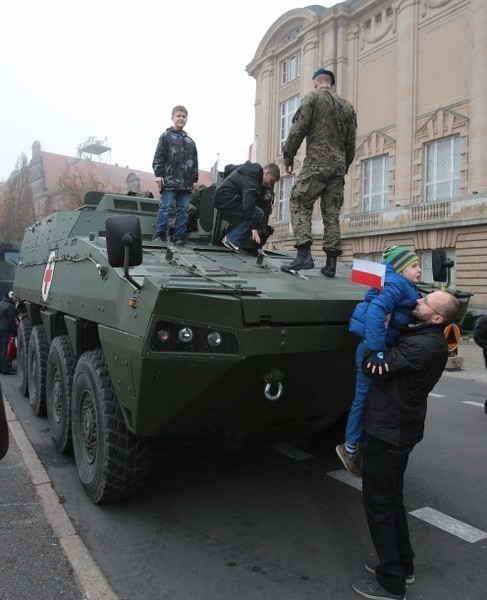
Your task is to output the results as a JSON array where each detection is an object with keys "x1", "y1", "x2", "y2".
[{"x1": 12, "y1": 189, "x2": 469, "y2": 503}]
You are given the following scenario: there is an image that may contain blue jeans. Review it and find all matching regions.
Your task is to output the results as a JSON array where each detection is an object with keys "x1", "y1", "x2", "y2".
[
  {"x1": 220, "y1": 205, "x2": 264, "y2": 247},
  {"x1": 156, "y1": 190, "x2": 190, "y2": 240},
  {"x1": 345, "y1": 341, "x2": 372, "y2": 444}
]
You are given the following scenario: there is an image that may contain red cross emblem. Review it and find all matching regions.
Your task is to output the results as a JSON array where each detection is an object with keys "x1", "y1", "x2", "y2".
[{"x1": 41, "y1": 251, "x2": 56, "y2": 301}]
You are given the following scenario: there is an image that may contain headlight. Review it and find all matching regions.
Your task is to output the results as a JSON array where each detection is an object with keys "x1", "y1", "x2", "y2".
[
  {"x1": 207, "y1": 331, "x2": 222, "y2": 347},
  {"x1": 178, "y1": 327, "x2": 194, "y2": 343},
  {"x1": 150, "y1": 322, "x2": 239, "y2": 354}
]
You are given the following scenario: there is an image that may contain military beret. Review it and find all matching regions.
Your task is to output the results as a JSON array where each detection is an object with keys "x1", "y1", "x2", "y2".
[{"x1": 312, "y1": 68, "x2": 335, "y2": 85}]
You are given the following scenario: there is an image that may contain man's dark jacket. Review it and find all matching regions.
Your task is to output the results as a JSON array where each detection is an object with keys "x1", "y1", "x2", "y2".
[
  {"x1": 152, "y1": 128, "x2": 198, "y2": 191},
  {"x1": 0, "y1": 297, "x2": 16, "y2": 334},
  {"x1": 363, "y1": 323, "x2": 449, "y2": 447},
  {"x1": 213, "y1": 161, "x2": 266, "y2": 229}
]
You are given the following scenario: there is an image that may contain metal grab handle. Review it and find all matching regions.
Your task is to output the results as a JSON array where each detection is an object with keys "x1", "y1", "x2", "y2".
[{"x1": 264, "y1": 381, "x2": 283, "y2": 401}]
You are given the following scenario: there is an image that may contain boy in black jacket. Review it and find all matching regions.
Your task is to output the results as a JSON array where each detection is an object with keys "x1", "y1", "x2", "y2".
[{"x1": 213, "y1": 161, "x2": 280, "y2": 252}]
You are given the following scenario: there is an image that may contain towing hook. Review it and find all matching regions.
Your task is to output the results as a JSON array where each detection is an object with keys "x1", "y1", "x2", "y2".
[
  {"x1": 264, "y1": 381, "x2": 283, "y2": 401},
  {"x1": 263, "y1": 367, "x2": 285, "y2": 401}
]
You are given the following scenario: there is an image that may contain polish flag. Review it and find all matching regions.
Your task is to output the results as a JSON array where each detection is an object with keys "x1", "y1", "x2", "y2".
[{"x1": 351, "y1": 259, "x2": 386, "y2": 290}]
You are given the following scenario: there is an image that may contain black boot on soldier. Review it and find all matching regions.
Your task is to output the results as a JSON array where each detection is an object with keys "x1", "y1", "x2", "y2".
[
  {"x1": 281, "y1": 242, "x2": 314, "y2": 273},
  {"x1": 321, "y1": 251, "x2": 339, "y2": 278}
]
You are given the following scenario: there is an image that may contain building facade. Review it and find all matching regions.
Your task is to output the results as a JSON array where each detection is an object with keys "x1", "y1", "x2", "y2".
[{"x1": 246, "y1": 0, "x2": 487, "y2": 307}]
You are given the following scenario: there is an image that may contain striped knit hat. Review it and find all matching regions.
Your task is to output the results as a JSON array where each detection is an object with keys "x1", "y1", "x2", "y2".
[{"x1": 383, "y1": 246, "x2": 419, "y2": 273}]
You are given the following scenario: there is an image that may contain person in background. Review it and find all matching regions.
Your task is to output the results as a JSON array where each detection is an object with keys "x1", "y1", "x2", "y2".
[
  {"x1": 336, "y1": 246, "x2": 421, "y2": 476},
  {"x1": 152, "y1": 105, "x2": 199, "y2": 246},
  {"x1": 213, "y1": 161, "x2": 280, "y2": 253},
  {"x1": 281, "y1": 67, "x2": 356, "y2": 277},
  {"x1": 473, "y1": 313, "x2": 487, "y2": 413},
  {"x1": 0, "y1": 383, "x2": 8, "y2": 460},
  {"x1": 352, "y1": 290, "x2": 460, "y2": 600},
  {"x1": 0, "y1": 291, "x2": 16, "y2": 375}
]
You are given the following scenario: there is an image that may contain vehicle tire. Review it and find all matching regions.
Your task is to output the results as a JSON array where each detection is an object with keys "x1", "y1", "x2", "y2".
[
  {"x1": 17, "y1": 317, "x2": 32, "y2": 397},
  {"x1": 27, "y1": 325, "x2": 49, "y2": 416},
  {"x1": 46, "y1": 336, "x2": 76, "y2": 453},
  {"x1": 71, "y1": 349, "x2": 150, "y2": 504}
]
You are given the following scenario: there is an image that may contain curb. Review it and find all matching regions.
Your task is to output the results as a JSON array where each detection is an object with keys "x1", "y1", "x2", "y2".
[{"x1": 3, "y1": 396, "x2": 119, "y2": 600}]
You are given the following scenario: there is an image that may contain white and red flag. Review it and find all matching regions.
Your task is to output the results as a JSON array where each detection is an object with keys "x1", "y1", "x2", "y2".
[{"x1": 351, "y1": 259, "x2": 386, "y2": 290}]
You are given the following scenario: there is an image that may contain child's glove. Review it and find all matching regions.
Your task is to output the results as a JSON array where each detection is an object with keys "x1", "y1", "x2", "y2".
[{"x1": 367, "y1": 350, "x2": 389, "y2": 375}]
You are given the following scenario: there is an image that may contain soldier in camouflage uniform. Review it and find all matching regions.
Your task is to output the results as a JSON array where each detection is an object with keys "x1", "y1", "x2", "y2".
[{"x1": 281, "y1": 68, "x2": 357, "y2": 277}]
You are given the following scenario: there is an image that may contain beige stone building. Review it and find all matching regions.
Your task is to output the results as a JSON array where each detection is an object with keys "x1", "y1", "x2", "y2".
[{"x1": 246, "y1": 0, "x2": 487, "y2": 308}]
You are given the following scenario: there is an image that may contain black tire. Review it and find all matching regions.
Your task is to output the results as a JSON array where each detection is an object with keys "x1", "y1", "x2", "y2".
[
  {"x1": 71, "y1": 349, "x2": 150, "y2": 504},
  {"x1": 27, "y1": 325, "x2": 49, "y2": 416},
  {"x1": 17, "y1": 318, "x2": 32, "y2": 397},
  {"x1": 46, "y1": 336, "x2": 76, "y2": 453}
]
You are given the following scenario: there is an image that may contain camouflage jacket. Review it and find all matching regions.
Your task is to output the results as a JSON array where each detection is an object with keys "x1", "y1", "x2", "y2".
[
  {"x1": 283, "y1": 89, "x2": 357, "y2": 173},
  {"x1": 152, "y1": 127, "x2": 199, "y2": 191}
]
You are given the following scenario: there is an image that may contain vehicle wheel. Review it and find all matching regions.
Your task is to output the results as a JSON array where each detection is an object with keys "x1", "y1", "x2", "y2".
[
  {"x1": 17, "y1": 318, "x2": 32, "y2": 397},
  {"x1": 46, "y1": 336, "x2": 76, "y2": 453},
  {"x1": 71, "y1": 349, "x2": 150, "y2": 504},
  {"x1": 27, "y1": 325, "x2": 49, "y2": 416}
]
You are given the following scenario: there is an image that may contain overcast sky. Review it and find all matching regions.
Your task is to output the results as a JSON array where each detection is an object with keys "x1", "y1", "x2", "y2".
[{"x1": 0, "y1": 1, "x2": 340, "y2": 181}]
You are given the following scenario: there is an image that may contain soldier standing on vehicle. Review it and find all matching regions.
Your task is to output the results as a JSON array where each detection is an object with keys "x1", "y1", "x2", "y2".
[
  {"x1": 281, "y1": 68, "x2": 357, "y2": 277},
  {"x1": 152, "y1": 105, "x2": 199, "y2": 246}
]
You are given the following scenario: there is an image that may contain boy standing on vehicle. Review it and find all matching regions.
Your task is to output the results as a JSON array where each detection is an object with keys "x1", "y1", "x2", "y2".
[{"x1": 152, "y1": 105, "x2": 199, "y2": 245}]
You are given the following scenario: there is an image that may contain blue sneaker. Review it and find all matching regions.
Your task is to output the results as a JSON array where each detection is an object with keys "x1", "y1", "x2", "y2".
[{"x1": 352, "y1": 578, "x2": 405, "y2": 600}]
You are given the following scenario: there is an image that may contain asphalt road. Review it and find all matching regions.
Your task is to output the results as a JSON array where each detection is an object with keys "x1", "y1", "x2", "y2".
[{"x1": 2, "y1": 368, "x2": 487, "y2": 600}]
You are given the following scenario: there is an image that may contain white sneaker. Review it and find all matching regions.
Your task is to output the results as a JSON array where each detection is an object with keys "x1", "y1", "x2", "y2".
[{"x1": 222, "y1": 236, "x2": 240, "y2": 253}]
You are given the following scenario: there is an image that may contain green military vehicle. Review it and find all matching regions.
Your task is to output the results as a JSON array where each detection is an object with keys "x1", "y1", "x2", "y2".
[{"x1": 12, "y1": 189, "x2": 469, "y2": 503}]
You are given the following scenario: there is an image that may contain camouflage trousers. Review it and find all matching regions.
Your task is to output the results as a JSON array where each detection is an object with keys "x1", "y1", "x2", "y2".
[{"x1": 289, "y1": 165, "x2": 345, "y2": 252}]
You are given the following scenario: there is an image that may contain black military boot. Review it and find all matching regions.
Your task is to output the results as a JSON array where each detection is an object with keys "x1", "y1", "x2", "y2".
[
  {"x1": 281, "y1": 242, "x2": 314, "y2": 272},
  {"x1": 321, "y1": 251, "x2": 338, "y2": 278}
]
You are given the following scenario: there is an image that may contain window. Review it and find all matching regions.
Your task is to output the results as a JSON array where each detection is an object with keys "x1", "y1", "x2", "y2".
[
  {"x1": 281, "y1": 53, "x2": 301, "y2": 85},
  {"x1": 418, "y1": 249, "x2": 456, "y2": 286},
  {"x1": 357, "y1": 252, "x2": 382, "y2": 263},
  {"x1": 375, "y1": 13, "x2": 382, "y2": 24},
  {"x1": 424, "y1": 136, "x2": 460, "y2": 202},
  {"x1": 276, "y1": 175, "x2": 294, "y2": 222},
  {"x1": 280, "y1": 96, "x2": 300, "y2": 152},
  {"x1": 361, "y1": 155, "x2": 389, "y2": 212}
]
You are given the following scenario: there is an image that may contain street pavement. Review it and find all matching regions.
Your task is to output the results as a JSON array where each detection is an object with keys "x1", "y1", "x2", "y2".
[{"x1": 0, "y1": 337, "x2": 486, "y2": 600}]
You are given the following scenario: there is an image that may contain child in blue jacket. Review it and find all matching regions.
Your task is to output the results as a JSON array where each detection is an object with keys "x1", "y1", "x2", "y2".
[{"x1": 336, "y1": 246, "x2": 422, "y2": 476}]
